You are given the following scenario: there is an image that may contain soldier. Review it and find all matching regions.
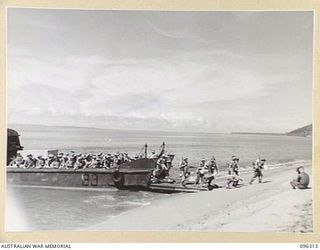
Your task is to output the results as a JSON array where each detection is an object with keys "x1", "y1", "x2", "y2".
[
  {"x1": 25, "y1": 154, "x2": 36, "y2": 168},
  {"x1": 9, "y1": 153, "x2": 24, "y2": 167},
  {"x1": 56, "y1": 153, "x2": 65, "y2": 168},
  {"x1": 103, "y1": 154, "x2": 112, "y2": 169},
  {"x1": 153, "y1": 155, "x2": 168, "y2": 180},
  {"x1": 290, "y1": 166, "x2": 310, "y2": 189},
  {"x1": 249, "y1": 158, "x2": 266, "y2": 184},
  {"x1": 89, "y1": 155, "x2": 99, "y2": 168},
  {"x1": 47, "y1": 154, "x2": 55, "y2": 167},
  {"x1": 228, "y1": 156, "x2": 240, "y2": 175},
  {"x1": 74, "y1": 154, "x2": 85, "y2": 170},
  {"x1": 207, "y1": 156, "x2": 219, "y2": 175},
  {"x1": 50, "y1": 156, "x2": 60, "y2": 168},
  {"x1": 202, "y1": 156, "x2": 219, "y2": 190},
  {"x1": 66, "y1": 154, "x2": 76, "y2": 169},
  {"x1": 123, "y1": 152, "x2": 130, "y2": 162},
  {"x1": 226, "y1": 173, "x2": 243, "y2": 189},
  {"x1": 60, "y1": 153, "x2": 69, "y2": 168},
  {"x1": 180, "y1": 157, "x2": 190, "y2": 186},
  {"x1": 83, "y1": 154, "x2": 92, "y2": 168},
  {"x1": 156, "y1": 155, "x2": 166, "y2": 169},
  {"x1": 113, "y1": 153, "x2": 121, "y2": 167},
  {"x1": 195, "y1": 158, "x2": 207, "y2": 184},
  {"x1": 37, "y1": 155, "x2": 46, "y2": 168},
  {"x1": 97, "y1": 158, "x2": 103, "y2": 168},
  {"x1": 120, "y1": 153, "x2": 125, "y2": 162}
]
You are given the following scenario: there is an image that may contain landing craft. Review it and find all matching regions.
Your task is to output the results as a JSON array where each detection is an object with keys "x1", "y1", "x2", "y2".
[
  {"x1": 7, "y1": 143, "x2": 158, "y2": 189},
  {"x1": 6, "y1": 130, "x2": 209, "y2": 192},
  {"x1": 6, "y1": 130, "x2": 176, "y2": 191}
]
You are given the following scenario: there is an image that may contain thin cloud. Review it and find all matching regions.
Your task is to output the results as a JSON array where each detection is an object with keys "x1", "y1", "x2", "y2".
[{"x1": 7, "y1": 10, "x2": 313, "y2": 133}]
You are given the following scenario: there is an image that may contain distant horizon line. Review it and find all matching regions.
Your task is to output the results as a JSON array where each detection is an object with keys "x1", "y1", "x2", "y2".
[
  {"x1": 7, "y1": 122, "x2": 227, "y2": 135},
  {"x1": 7, "y1": 122, "x2": 305, "y2": 135}
]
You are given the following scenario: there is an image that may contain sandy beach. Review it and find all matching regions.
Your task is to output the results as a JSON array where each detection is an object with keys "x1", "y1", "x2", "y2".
[{"x1": 90, "y1": 161, "x2": 313, "y2": 232}]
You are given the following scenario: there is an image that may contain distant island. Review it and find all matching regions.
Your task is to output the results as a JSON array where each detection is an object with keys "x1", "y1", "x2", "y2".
[
  {"x1": 231, "y1": 132, "x2": 283, "y2": 136},
  {"x1": 286, "y1": 124, "x2": 312, "y2": 137},
  {"x1": 232, "y1": 124, "x2": 312, "y2": 137}
]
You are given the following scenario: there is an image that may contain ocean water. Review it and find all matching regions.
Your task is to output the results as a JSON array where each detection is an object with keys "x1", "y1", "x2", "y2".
[
  {"x1": 6, "y1": 186, "x2": 168, "y2": 231},
  {"x1": 8, "y1": 123, "x2": 312, "y2": 168},
  {"x1": 6, "y1": 124, "x2": 312, "y2": 231}
]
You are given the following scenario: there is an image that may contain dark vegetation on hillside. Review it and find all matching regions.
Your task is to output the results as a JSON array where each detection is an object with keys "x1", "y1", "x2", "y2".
[{"x1": 286, "y1": 124, "x2": 312, "y2": 137}]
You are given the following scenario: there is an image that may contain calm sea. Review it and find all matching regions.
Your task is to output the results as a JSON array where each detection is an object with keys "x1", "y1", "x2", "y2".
[{"x1": 6, "y1": 124, "x2": 312, "y2": 231}]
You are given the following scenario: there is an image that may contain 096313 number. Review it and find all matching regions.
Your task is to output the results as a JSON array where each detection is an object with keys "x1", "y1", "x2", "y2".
[
  {"x1": 300, "y1": 244, "x2": 319, "y2": 249},
  {"x1": 81, "y1": 173, "x2": 98, "y2": 186}
]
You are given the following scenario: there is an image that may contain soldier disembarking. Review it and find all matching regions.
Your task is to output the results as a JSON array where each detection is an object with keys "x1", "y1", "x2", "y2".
[
  {"x1": 249, "y1": 158, "x2": 266, "y2": 184},
  {"x1": 207, "y1": 156, "x2": 219, "y2": 175},
  {"x1": 180, "y1": 157, "x2": 189, "y2": 186},
  {"x1": 226, "y1": 174, "x2": 243, "y2": 189},
  {"x1": 153, "y1": 155, "x2": 169, "y2": 181},
  {"x1": 228, "y1": 155, "x2": 239, "y2": 175},
  {"x1": 204, "y1": 156, "x2": 220, "y2": 189},
  {"x1": 195, "y1": 158, "x2": 207, "y2": 184}
]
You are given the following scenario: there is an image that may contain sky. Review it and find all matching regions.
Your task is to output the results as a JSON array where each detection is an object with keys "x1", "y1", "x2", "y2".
[{"x1": 7, "y1": 9, "x2": 313, "y2": 133}]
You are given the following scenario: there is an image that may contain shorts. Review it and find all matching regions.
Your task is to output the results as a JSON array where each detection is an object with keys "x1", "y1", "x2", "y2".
[
  {"x1": 253, "y1": 170, "x2": 263, "y2": 178},
  {"x1": 290, "y1": 179, "x2": 308, "y2": 189}
]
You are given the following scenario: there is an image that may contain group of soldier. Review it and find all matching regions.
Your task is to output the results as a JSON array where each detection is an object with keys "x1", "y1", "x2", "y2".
[
  {"x1": 8, "y1": 151, "x2": 145, "y2": 169},
  {"x1": 179, "y1": 155, "x2": 267, "y2": 189},
  {"x1": 9, "y1": 150, "x2": 309, "y2": 190},
  {"x1": 9, "y1": 151, "x2": 266, "y2": 188}
]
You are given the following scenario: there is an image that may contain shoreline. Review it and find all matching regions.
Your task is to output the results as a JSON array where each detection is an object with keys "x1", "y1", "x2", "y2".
[
  {"x1": 5, "y1": 159, "x2": 312, "y2": 232},
  {"x1": 89, "y1": 160, "x2": 312, "y2": 232}
]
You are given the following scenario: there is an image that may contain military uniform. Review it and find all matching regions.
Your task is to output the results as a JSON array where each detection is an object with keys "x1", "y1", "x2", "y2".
[
  {"x1": 207, "y1": 159, "x2": 218, "y2": 174},
  {"x1": 196, "y1": 159, "x2": 206, "y2": 184},
  {"x1": 290, "y1": 167, "x2": 310, "y2": 189},
  {"x1": 226, "y1": 174, "x2": 243, "y2": 189},
  {"x1": 228, "y1": 157, "x2": 239, "y2": 175},
  {"x1": 179, "y1": 158, "x2": 189, "y2": 185},
  {"x1": 249, "y1": 159, "x2": 266, "y2": 184}
]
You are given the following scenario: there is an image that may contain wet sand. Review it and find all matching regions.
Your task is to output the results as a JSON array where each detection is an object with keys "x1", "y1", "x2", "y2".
[{"x1": 91, "y1": 161, "x2": 312, "y2": 232}]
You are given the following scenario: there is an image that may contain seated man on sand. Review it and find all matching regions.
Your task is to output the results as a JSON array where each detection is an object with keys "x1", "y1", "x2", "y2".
[{"x1": 290, "y1": 166, "x2": 310, "y2": 189}]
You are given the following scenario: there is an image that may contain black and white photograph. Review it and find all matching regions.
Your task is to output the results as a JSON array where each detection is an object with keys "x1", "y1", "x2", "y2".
[{"x1": 5, "y1": 8, "x2": 313, "y2": 232}]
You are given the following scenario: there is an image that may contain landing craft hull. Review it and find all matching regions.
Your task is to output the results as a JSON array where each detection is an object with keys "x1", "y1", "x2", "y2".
[{"x1": 7, "y1": 158, "x2": 156, "y2": 189}]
